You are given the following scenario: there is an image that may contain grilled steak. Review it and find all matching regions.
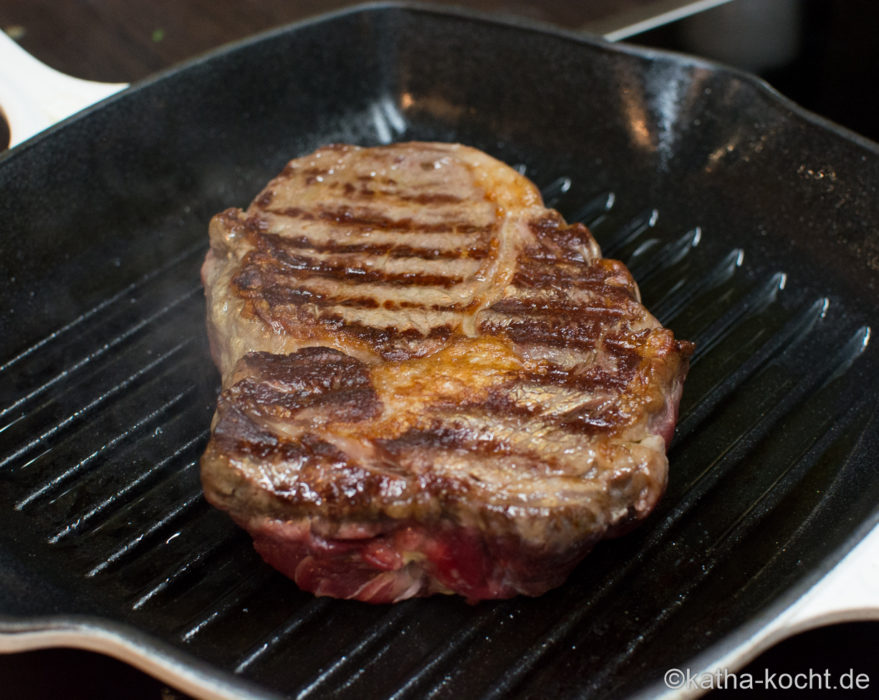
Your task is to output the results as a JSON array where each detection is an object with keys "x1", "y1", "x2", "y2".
[{"x1": 200, "y1": 142, "x2": 693, "y2": 603}]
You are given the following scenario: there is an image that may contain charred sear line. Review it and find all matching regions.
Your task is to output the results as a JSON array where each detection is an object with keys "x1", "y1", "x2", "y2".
[
  {"x1": 231, "y1": 266, "x2": 264, "y2": 296},
  {"x1": 259, "y1": 286, "x2": 383, "y2": 310},
  {"x1": 387, "y1": 191, "x2": 464, "y2": 205},
  {"x1": 241, "y1": 243, "x2": 463, "y2": 288},
  {"x1": 211, "y1": 409, "x2": 353, "y2": 474},
  {"x1": 230, "y1": 274, "x2": 465, "y2": 312},
  {"x1": 511, "y1": 262, "x2": 638, "y2": 303},
  {"x1": 382, "y1": 299, "x2": 468, "y2": 312},
  {"x1": 523, "y1": 362, "x2": 636, "y2": 392},
  {"x1": 259, "y1": 233, "x2": 491, "y2": 261},
  {"x1": 303, "y1": 167, "x2": 330, "y2": 185},
  {"x1": 378, "y1": 423, "x2": 515, "y2": 459},
  {"x1": 461, "y1": 388, "x2": 542, "y2": 417},
  {"x1": 558, "y1": 403, "x2": 629, "y2": 435},
  {"x1": 213, "y1": 403, "x2": 271, "y2": 445},
  {"x1": 211, "y1": 405, "x2": 304, "y2": 463},
  {"x1": 335, "y1": 320, "x2": 454, "y2": 342},
  {"x1": 488, "y1": 298, "x2": 629, "y2": 318},
  {"x1": 528, "y1": 215, "x2": 599, "y2": 263},
  {"x1": 324, "y1": 320, "x2": 454, "y2": 360},
  {"x1": 243, "y1": 213, "x2": 270, "y2": 239},
  {"x1": 232, "y1": 379, "x2": 379, "y2": 421},
  {"x1": 376, "y1": 417, "x2": 569, "y2": 473},
  {"x1": 265, "y1": 206, "x2": 494, "y2": 234},
  {"x1": 480, "y1": 317, "x2": 603, "y2": 352},
  {"x1": 228, "y1": 348, "x2": 381, "y2": 422},
  {"x1": 239, "y1": 347, "x2": 372, "y2": 392},
  {"x1": 350, "y1": 187, "x2": 465, "y2": 205},
  {"x1": 480, "y1": 317, "x2": 644, "y2": 382}
]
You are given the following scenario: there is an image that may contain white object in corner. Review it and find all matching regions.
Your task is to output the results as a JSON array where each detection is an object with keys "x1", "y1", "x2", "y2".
[
  {"x1": 655, "y1": 523, "x2": 879, "y2": 699},
  {"x1": 0, "y1": 30, "x2": 127, "y2": 148}
]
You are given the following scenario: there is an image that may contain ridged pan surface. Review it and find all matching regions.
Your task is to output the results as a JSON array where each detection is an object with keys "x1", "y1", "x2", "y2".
[{"x1": 1, "y1": 5, "x2": 878, "y2": 699}]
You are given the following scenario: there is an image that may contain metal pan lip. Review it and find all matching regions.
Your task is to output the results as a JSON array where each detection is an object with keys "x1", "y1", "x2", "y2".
[
  {"x1": 1, "y1": 2, "x2": 878, "y2": 697},
  {"x1": 0, "y1": 615, "x2": 279, "y2": 700},
  {"x1": 630, "y1": 515, "x2": 879, "y2": 700}
]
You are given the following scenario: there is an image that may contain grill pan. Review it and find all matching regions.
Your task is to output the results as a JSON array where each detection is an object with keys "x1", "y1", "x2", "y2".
[{"x1": 1, "y1": 4, "x2": 878, "y2": 698}]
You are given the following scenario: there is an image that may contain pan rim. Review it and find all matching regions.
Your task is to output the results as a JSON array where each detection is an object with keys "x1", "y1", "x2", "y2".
[{"x1": 2, "y1": 1, "x2": 878, "y2": 166}]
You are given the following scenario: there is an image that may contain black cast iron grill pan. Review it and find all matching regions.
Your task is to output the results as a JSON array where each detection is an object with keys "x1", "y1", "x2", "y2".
[{"x1": 1, "y1": 5, "x2": 878, "y2": 699}]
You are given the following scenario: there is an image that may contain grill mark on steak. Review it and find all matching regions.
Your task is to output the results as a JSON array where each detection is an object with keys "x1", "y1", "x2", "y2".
[
  {"x1": 333, "y1": 321, "x2": 455, "y2": 361},
  {"x1": 511, "y1": 262, "x2": 640, "y2": 300},
  {"x1": 294, "y1": 183, "x2": 466, "y2": 205},
  {"x1": 261, "y1": 234, "x2": 492, "y2": 261},
  {"x1": 559, "y1": 403, "x2": 628, "y2": 435},
  {"x1": 200, "y1": 142, "x2": 693, "y2": 603},
  {"x1": 378, "y1": 424, "x2": 514, "y2": 458},
  {"x1": 526, "y1": 214, "x2": 601, "y2": 263},
  {"x1": 265, "y1": 206, "x2": 495, "y2": 235},
  {"x1": 487, "y1": 297, "x2": 630, "y2": 316},
  {"x1": 211, "y1": 404, "x2": 283, "y2": 460},
  {"x1": 226, "y1": 348, "x2": 381, "y2": 423},
  {"x1": 480, "y1": 316, "x2": 606, "y2": 352},
  {"x1": 364, "y1": 189, "x2": 465, "y2": 205},
  {"x1": 521, "y1": 361, "x2": 638, "y2": 393},
  {"x1": 241, "y1": 246, "x2": 465, "y2": 289},
  {"x1": 234, "y1": 278, "x2": 474, "y2": 314}
]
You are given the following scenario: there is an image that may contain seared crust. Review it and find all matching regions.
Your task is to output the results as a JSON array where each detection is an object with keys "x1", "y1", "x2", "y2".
[
  {"x1": 200, "y1": 142, "x2": 692, "y2": 577},
  {"x1": 202, "y1": 142, "x2": 537, "y2": 372}
]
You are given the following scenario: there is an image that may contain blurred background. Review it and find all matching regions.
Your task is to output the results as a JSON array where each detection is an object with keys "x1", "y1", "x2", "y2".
[
  {"x1": 1, "y1": 0, "x2": 877, "y2": 697},
  {"x1": 3, "y1": 0, "x2": 879, "y2": 147}
]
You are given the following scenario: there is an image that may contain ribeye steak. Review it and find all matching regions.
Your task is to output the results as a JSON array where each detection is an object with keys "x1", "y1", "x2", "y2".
[{"x1": 200, "y1": 142, "x2": 693, "y2": 603}]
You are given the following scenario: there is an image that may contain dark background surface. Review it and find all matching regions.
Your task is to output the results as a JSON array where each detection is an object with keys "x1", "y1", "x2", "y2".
[{"x1": 1, "y1": 1, "x2": 877, "y2": 697}]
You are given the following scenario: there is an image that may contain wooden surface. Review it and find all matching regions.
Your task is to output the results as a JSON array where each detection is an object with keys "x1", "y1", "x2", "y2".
[{"x1": 0, "y1": 0, "x2": 641, "y2": 82}]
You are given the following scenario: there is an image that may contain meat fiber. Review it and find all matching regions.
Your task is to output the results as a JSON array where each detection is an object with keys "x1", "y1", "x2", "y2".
[{"x1": 200, "y1": 142, "x2": 692, "y2": 603}]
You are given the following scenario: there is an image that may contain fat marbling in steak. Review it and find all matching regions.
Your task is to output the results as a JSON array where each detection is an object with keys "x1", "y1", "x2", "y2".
[{"x1": 200, "y1": 142, "x2": 693, "y2": 603}]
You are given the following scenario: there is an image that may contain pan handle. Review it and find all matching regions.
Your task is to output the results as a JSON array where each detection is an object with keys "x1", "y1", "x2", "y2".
[
  {"x1": 770, "y1": 522, "x2": 879, "y2": 630},
  {"x1": 0, "y1": 30, "x2": 127, "y2": 148},
  {"x1": 695, "y1": 523, "x2": 879, "y2": 685}
]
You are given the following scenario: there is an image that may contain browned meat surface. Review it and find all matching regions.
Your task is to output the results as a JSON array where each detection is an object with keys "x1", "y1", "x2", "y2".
[{"x1": 200, "y1": 142, "x2": 693, "y2": 603}]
